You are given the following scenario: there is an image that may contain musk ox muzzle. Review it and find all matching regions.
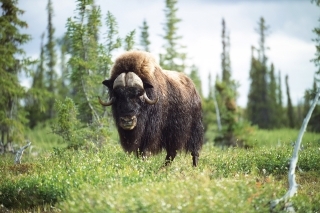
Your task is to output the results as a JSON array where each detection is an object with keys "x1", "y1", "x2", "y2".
[{"x1": 119, "y1": 116, "x2": 137, "y2": 130}]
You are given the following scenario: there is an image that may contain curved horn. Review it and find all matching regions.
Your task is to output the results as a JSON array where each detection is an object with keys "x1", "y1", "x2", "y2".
[
  {"x1": 126, "y1": 72, "x2": 143, "y2": 89},
  {"x1": 126, "y1": 72, "x2": 159, "y2": 105},
  {"x1": 98, "y1": 96, "x2": 115, "y2": 106},
  {"x1": 113, "y1": 73, "x2": 126, "y2": 89},
  {"x1": 143, "y1": 93, "x2": 159, "y2": 105}
]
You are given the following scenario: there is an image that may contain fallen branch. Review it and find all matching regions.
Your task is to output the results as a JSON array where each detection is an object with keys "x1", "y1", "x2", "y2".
[
  {"x1": 270, "y1": 87, "x2": 320, "y2": 211},
  {"x1": 14, "y1": 141, "x2": 31, "y2": 164}
]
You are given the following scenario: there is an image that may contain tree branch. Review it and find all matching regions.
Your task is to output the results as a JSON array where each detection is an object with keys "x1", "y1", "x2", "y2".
[
  {"x1": 15, "y1": 141, "x2": 31, "y2": 164},
  {"x1": 271, "y1": 87, "x2": 320, "y2": 211}
]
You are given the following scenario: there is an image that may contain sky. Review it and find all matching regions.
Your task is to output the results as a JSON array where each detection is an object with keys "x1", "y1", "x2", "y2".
[{"x1": 18, "y1": 0, "x2": 319, "y2": 107}]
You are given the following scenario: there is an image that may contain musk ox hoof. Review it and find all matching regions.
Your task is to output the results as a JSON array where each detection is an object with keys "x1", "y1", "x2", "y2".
[{"x1": 119, "y1": 116, "x2": 137, "y2": 130}]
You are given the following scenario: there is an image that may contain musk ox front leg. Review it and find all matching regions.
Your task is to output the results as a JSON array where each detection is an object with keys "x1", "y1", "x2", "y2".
[{"x1": 164, "y1": 150, "x2": 177, "y2": 166}]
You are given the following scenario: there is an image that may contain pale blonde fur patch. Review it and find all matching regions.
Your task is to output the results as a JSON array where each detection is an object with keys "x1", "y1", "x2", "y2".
[{"x1": 110, "y1": 50, "x2": 159, "y2": 84}]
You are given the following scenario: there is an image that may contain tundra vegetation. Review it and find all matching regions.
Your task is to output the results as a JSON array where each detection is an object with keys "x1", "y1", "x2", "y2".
[{"x1": 0, "y1": 0, "x2": 320, "y2": 212}]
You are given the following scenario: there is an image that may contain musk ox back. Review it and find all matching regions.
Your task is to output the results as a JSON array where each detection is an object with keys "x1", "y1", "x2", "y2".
[{"x1": 99, "y1": 50, "x2": 203, "y2": 166}]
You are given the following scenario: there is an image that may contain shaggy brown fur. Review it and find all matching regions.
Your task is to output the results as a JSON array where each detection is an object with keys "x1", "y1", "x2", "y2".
[{"x1": 102, "y1": 50, "x2": 204, "y2": 166}]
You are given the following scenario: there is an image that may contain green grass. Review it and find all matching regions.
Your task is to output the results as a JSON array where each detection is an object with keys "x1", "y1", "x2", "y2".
[{"x1": 0, "y1": 128, "x2": 320, "y2": 212}]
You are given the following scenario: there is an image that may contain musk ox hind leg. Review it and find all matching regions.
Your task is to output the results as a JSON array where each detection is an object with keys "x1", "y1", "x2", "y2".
[
  {"x1": 191, "y1": 151, "x2": 199, "y2": 167},
  {"x1": 189, "y1": 117, "x2": 204, "y2": 167}
]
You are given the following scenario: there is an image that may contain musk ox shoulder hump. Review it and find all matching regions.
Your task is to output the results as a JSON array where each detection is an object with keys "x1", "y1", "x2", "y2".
[{"x1": 163, "y1": 70, "x2": 195, "y2": 88}]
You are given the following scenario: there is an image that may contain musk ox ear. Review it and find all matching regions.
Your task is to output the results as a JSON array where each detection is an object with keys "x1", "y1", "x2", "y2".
[{"x1": 102, "y1": 79, "x2": 113, "y2": 90}]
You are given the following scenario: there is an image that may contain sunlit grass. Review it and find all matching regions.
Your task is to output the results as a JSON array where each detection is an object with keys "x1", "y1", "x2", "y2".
[{"x1": 0, "y1": 128, "x2": 319, "y2": 212}]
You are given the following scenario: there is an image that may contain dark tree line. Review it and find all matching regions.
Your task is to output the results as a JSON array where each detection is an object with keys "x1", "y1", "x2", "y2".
[{"x1": 246, "y1": 18, "x2": 301, "y2": 130}]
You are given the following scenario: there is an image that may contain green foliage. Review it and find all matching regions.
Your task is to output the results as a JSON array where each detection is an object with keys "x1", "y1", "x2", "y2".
[
  {"x1": 25, "y1": 125, "x2": 64, "y2": 152},
  {"x1": 104, "y1": 11, "x2": 122, "y2": 59},
  {"x1": 51, "y1": 97, "x2": 111, "y2": 149},
  {"x1": 247, "y1": 51, "x2": 270, "y2": 129},
  {"x1": 0, "y1": 0, "x2": 32, "y2": 151},
  {"x1": 1, "y1": 129, "x2": 320, "y2": 212},
  {"x1": 311, "y1": 0, "x2": 320, "y2": 74},
  {"x1": 51, "y1": 98, "x2": 82, "y2": 147},
  {"x1": 160, "y1": 0, "x2": 187, "y2": 72},
  {"x1": 139, "y1": 19, "x2": 151, "y2": 52},
  {"x1": 202, "y1": 73, "x2": 219, "y2": 144},
  {"x1": 304, "y1": 81, "x2": 320, "y2": 132},
  {"x1": 221, "y1": 19, "x2": 231, "y2": 84},
  {"x1": 202, "y1": 98, "x2": 217, "y2": 143},
  {"x1": 25, "y1": 0, "x2": 63, "y2": 128},
  {"x1": 45, "y1": 0, "x2": 58, "y2": 120},
  {"x1": 247, "y1": 18, "x2": 296, "y2": 130},
  {"x1": 213, "y1": 19, "x2": 251, "y2": 147},
  {"x1": 25, "y1": 33, "x2": 51, "y2": 129},
  {"x1": 247, "y1": 18, "x2": 270, "y2": 129},
  {"x1": 65, "y1": 2, "x2": 125, "y2": 124},
  {"x1": 304, "y1": 1, "x2": 320, "y2": 133},
  {"x1": 268, "y1": 64, "x2": 282, "y2": 128},
  {"x1": 66, "y1": 0, "x2": 102, "y2": 123},
  {"x1": 188, "y1": 65, "x2": 202, "y2": 96},
  {"x1": 124, "y1": 30, "x2": 136, "y2": 51}
]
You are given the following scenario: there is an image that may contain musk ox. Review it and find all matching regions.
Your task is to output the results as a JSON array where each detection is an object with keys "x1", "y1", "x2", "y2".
[{"x1": 99, "y1": 50, "x2": 203, "y2": 166}]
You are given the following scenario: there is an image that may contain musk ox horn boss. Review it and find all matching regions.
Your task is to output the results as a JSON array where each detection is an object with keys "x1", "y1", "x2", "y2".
[{"x1": 99, "y1": 50, "x2": 204, "y2": 167}]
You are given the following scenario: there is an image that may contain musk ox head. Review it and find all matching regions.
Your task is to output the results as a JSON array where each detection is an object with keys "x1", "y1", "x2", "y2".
[{"x1": 99, "y1": 72, "x2": 158, "y2": 130}]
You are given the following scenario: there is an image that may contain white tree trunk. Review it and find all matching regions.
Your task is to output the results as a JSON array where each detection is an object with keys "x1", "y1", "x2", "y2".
[
  {"x1": 271, "y1": 87, "x2": 320, "y2": 211},
  {"x1": 212, "y1": 88, "x2": 222, "y2": 131}
]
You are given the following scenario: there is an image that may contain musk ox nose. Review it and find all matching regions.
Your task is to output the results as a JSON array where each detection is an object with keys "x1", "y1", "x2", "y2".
[{"x1": 119, "y1": 116, "x2": 137, "y2": 130}]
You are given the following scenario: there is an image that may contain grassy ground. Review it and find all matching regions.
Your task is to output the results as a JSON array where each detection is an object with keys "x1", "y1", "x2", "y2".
[{"x1": 0, "y1": 128, "x2": 319, "y2": 212}]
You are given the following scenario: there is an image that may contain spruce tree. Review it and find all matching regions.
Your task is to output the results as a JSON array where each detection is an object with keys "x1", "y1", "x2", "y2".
[
  {"x1": 304, "y1": 0, "x2": 320, "y2": 132},
  {"x1": 66, "y1": 1, "x2": 123, "y2": 123},
  {"x1": 311, "y1": 0, "x2": 320, "y2": 72},
  {"x1": 25, "y1": 33, "x2": 50, "y2": 128},
  {"x1": 304, "y1": 79, "x2": 320, "y2": 132},
  {"x1": 276, "y1": 71, "x2": 285, "y2": 126},
  {"x1": 66, "y1": 0, "x2": 102, "y2": 123},
  {"x1": 104, "y1": 11, "x2": 121, "y2": 66},
  {"x1": 139, "y1": 19, "x2": 151, "y2": 52},
  {"x1": 124, "y1": 30, "x2": 136, "y2": 51},
  {"x1": 247, "y1": 18, "x2": 271, "y2": 129},
  {"x1": 99, "y1": 11, "x2": 121, "y2": 117},
  {"x1": 214, "y1": 18, "x2": 244, "y2": 147},
  {"x1": 188, "y1": 64, "x2": 202, "y2": 96},
  {"x1": 56, "y1": 34, "x2": 70, "y2": 100},
  {"x1": 221, "y1": 19, "x2": 231, "y2": 84},
  {"x1": 277, "y1": 71, "x2": 283, "y2": 109},
  {"x1": 160, "y1": 0, "x2": 187, "y2": 72},
  {"x1": 202, "y1": 73, "x2": 219, "y2": 143},
  {"x1": 268, "y1": 63, "x2": 280, "y2": 127},
  {"x1": 54, "y1": 0, "x2": 120, "y2": 147},
  {"x1": 0, "y1": 0, "x2": 31, "y2": 152},
  {"x1": 45, "y1": 0, "x2": 58, "y2": 120}
]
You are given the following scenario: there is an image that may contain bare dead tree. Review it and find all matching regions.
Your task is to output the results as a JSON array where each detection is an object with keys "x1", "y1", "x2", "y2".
[
  {"x1": 14, "y1": 141, "x2": 31, "y2": 164},
  {"x1": 271, "y1": 87, "x2": 320, "y2": 212},
  {"x1": 212, "y1": 86, "x2": 222, "y2": 131}
]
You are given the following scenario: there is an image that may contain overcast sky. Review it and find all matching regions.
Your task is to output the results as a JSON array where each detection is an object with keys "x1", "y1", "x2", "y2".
[{"x1": 18, "y1": 0, "x2": 319, "y2": 107}]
